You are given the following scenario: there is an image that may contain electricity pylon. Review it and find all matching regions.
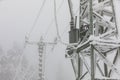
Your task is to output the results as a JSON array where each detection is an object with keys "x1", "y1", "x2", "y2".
[
  {"x1": 66, "y1": 0, "x2": 120, "y2": 80},
  {"x1": 26, "y1": 36, "x2": 56, "y2": 80}
]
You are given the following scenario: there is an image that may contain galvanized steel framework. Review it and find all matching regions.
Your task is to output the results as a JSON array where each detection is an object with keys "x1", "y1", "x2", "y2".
[
  {"x1": 26, "y1": 37, "x2": 56, "y2": 80},
  {"x1": 66, "y1": 0, "x2": 120, "y2": 80}
]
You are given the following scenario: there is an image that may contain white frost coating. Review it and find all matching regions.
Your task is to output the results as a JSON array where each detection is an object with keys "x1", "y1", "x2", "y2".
[{"x1": 113, "y1": 0, "x2": 120, "y2": 38}]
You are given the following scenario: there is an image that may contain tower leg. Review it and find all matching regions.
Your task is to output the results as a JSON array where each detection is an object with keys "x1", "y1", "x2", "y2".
[
  {"x1": 91, "y1": 45, "x2": 95, "y2": 80},
  {"x1": 77, "y1": 54, "x2": 83, "y2": 80},
  {"x1": 104, "y1": 53, "x2": 108, "y2": 77}
]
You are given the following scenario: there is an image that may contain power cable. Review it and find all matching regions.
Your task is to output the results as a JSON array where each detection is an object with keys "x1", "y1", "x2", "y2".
[
  {"x1": 13, "y1": 41, "x2": 27, "y2": 80},
  {"x1": 53, "y1": 0, "x2": 70, "y2": 46},
  {"x1": 54, "y1": 0, "x2": 61, "y2": 39},
  {"x1": 45, "y1": 0, "x2": 81, "y2": 46},
  {"x1": 21, "y1": 2, "x2": 48, "y2": 75},
  {"x1": 44, "y1": 0, "x2": 65, "y2": 39},
  {"x1": 27, "y1": 0, "x2": 47, "y2": 39},
  {"x1": 44, "y1": 0, "x2": 79, "y2": 46}
]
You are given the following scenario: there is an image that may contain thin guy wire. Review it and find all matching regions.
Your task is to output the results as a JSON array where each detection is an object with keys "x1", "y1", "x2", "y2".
[
  {"x1": 27, "y1": 0, "x2": 47, "y2": 39},
  {"x1": 54, "y1": 0, "x2": 61, "y2": 39},
  {"x1": 44, "y1": 0, "x2": 64, "y2": 39}
]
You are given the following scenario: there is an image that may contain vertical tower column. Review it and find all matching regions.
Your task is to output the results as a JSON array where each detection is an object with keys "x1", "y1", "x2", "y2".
[
  {"x1": 38, "y1": 42, "x2": 45, "y2": 80},
  {"x1": 89, "y1": 0, "x2": 95, "y2": 80}
]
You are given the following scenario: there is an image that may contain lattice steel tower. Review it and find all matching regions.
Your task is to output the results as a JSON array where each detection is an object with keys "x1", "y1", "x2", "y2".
[
  {"x1": 38, "y1": 38, "x2": 45, "y2": 80},
  {"x1": 66, "y1": 0, "x2": 120, "y2": 80},
  {"x1": 26, "y1": 36, "x2": 56, "y2": 80}
]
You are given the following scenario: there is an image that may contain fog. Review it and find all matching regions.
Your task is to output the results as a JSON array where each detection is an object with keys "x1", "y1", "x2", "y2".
[{"x1": 0, "y1": 0, "x2": 76, "y2": 80}]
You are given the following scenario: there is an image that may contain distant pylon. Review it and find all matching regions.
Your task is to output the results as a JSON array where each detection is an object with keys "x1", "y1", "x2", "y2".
[
  {"x1": 26, "y1": 36, "x2": 57, "y2": 80},
  {"x1": 38, "y1": 37, "x2": 45, "y2": 80}
]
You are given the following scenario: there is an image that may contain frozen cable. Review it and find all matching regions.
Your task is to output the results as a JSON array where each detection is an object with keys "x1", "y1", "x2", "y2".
[
  {"x1": 27, "y1": 0, "x2": 47, "y2": 39},
  {"x1": 44, "y1": 0, "x2": 65, "y2": 39}
]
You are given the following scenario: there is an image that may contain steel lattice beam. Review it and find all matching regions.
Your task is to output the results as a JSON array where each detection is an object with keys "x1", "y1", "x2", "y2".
[{"x1": 66, "y1": 0, "x2": 120, "y2": 80}]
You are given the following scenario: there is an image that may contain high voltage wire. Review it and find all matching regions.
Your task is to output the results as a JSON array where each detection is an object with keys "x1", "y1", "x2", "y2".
[
  {"x1": 54, "y1": 0, "x2": 61, "y2": 39},
  {"x1": 42, "y1": 0, "x2": 70, "y2": 46},
  {"x1": 27, "y1": 0, "x2": 47, "y2": 39},
  {"x1": 53, "y1": 0, "x2": 69, "y2": 46},
  {"x1": 52, "y1": 0, "x2": 69, "y2": 46},
  {"x1": 44, "y1": 0, "x2": 80, "y2": 46},
  {"x1": 44, "y1": 0, "x2": 65, "y2": 39},
  {"x1": 26, "y1": 0, "x2": 79, "y2": 46},
  {"x1": 19, "y1": 1, "x2": 47, "y2": 78},
  {"x1": 14, "y1": 0, "x2": 47, "y2": 75},
  {"x1": 20, "y1": 0, "x2": 66, "y2": 79},
  {"x1": 13, "y1": 41, "x2": 27, "y2": 80}
]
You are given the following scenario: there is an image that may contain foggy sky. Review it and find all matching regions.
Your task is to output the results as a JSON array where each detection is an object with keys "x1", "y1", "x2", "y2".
[{"x1": 0, "y1": 0, "x2": 76, "y2": 80}]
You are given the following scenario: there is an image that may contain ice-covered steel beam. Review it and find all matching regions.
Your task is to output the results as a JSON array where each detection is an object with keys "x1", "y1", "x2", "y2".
[
  {"x1": 99, "y1": 29, "x2": 116, "y2": 38},
  {"x1": 79, "y1": 0, "x2": 111, "y2": 19},
  {"x1": 93, "y1": 46, "x2": 120, "y2": 76},
  {"x1": 79, "y1": 53, "x2": 91, "y2": 75},
  {"x1": 93, "y1": 11, "x2": 115, "y2": 29},
  {"x1": 112, "y1": 0, "x2": 120, "y2": 38},
  {"x1": 103, "y1": 9, "x2": 113, "y2": 17},
  {"x1": 77, "y1": 40, "x2": 90, "y2": 53}
]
